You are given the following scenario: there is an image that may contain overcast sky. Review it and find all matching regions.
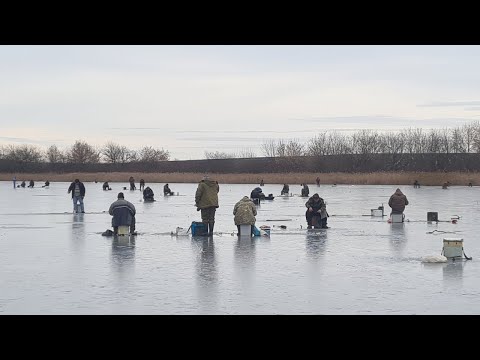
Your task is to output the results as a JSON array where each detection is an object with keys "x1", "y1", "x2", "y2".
[{"x1": 1, "y1": 45, "x2": 480, "y2": 159}]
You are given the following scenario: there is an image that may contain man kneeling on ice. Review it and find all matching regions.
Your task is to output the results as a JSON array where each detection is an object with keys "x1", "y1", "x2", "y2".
[{"x1": 109, "y1": 192, "x2": 136, "y2": 235}]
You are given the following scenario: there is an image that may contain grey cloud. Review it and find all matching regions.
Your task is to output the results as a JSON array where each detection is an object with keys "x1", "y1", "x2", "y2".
[
  {"x1": 0, "y1": 136, "x2": 60, "y2": 145},
  {"x1": 417, "y1": 101, "x2": 480, "y2": 107},
  {"x1": 297, "y1": 115, "x2": 477, "y2": 126}
]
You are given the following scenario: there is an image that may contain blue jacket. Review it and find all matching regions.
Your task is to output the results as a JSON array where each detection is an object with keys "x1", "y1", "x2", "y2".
[{"x1": 109, "y1": 199, "x2": 136, "y2": 227}]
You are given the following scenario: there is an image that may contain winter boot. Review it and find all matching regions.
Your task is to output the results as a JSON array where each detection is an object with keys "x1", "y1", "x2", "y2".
[{"x1": 208, "y1": 222, "x2": 215, "y2": 236}]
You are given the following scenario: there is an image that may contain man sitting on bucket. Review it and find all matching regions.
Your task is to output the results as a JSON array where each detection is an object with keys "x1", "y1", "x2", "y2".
[
  {"x1": 305, "y1": 193, "x2": 328, "y2": 229},
  {"x1": 388, "y1": 188, "x2": 409, "y2": 218},
  {"x1": 143, "y1": 186, "x2": 155, "y2": 201},
  {"x1": 109, "y1": 192, "x2": 137, "y2": 235}
]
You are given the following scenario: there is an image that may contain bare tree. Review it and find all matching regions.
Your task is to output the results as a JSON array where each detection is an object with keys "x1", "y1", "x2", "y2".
[
  {"x1": 450, "y1": 127, "x2": 466, "y2": 153},
  {"x1": 307, "y1": 132, "x2": 328, "y2": 156},
  {"x1": 462, "y1": 121, "x2": 480, "y2": 153},
  {"x1": 137, "y1": 146, "x2": 170, "y2": 162},
  {"x1": 351, "y1": 130, "x2": 381, "y2": 155},
  {"x1": 236, "y1": 149, "x2": 257, "y2": 158},
  {"x1": 204, "y1": 151, "x2": 235, "y2": 159},
  {"x1": 102, "y1": 142, "x2": 134, "y2": 164},
  {"x1": 284, "y1": 139, "x2": 305, "y2": 157},
  {"x1": 261, "y1": 139, "x2": 278, "y2": 157},
  {"x1": 276, "y1": 140, "x2": 286, "y2": 157},
  {"x1": 46, "y1": 145, "x2": 66, "y2": 163},
  {"x1": 328, "y1": 132, "x2": 351, "y2": 155},
  {"x1": 427, "y1": 129, "x2": 442, "y2": 153},
  {"x1": 4, "y1": 144, "x2": 43, "y2": 162},
  {"x1": 67, "y1": 140, "x2": 100, "y2": 163},
  {"x1": 382, "y1": 132, "x2": 406, "y2": 154}
]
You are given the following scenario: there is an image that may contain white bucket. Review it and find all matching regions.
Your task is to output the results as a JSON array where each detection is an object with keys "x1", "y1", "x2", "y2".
[
  {"x1": 239, "y1": 225, "x2": 252, "y2": 237},
  {"x1": 443, "y1": 238, "x2": 463, "y2": 258},
  {"x1": 117, "y1": 225, "x2": 130, "y2": 236},
  {"x1": 371, "y1": 209, "x2": 383, "y2": 217},
  {"x1": 391, "y1": 214, "x2": 404, "y2": 223}
]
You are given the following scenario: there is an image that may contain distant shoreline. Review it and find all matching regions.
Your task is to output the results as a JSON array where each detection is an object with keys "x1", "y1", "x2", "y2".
[{"x1": 1, "y1": 171, "x2": 479, "y2": 186}]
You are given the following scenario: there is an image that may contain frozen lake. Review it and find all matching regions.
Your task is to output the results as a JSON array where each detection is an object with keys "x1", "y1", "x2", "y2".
[{"x1": 0, "y1": 179, "x2": 479, "y2": 314}]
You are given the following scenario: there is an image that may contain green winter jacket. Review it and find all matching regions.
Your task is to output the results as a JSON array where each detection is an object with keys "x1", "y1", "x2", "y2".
[
  {"x1": 233, "y1": 196, "x2": 257, "y2": 225},
  {"x1": 195, "y1": 179, "x2": 219, "y2": 209}
]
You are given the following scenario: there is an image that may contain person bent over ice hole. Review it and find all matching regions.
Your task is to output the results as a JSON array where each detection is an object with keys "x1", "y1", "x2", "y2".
[
  {"x1": 164, "y1": 183, "x2": 174, "y2": 195},
  {"x1": 233, "y1": 196, "x2": 257, "y2": 236},
  {"x1": 281, "y1": 184, "x2": 289, "y2": 195},
  {"x1": 68, "y1": 178, "x2": 85, "y2": 213},
  {"x1": 109, "y1": 192, "x2": 136, "y2": 235},
  {"x1": 305, "y1": 193, "x2": 328, "y2": 229},
  {"x1": 103, "y1": 181, "x2": 112, "y2": 190},
  {"x1": 388, "y1": 188, "x2": 408, "y2": 217},
  {"x1": 250, "y1": 187, "x2": 265, "y2": 200},
  {"x1": 28, "y1": 180, "x2": 35, "y2": 188},
  {"x1": 195, "y1": 175, "x2": 219, "y2": 237},
  {"x1": 143, "y1": 186, "x2": 155, "y2": 202}
]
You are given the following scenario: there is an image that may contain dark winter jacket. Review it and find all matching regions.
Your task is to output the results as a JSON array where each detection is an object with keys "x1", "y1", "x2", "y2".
[
  {"x1": 250, "y1": 187, "x2": 265, "y2": 199},
  {"x1": 301, "y1": 185, "x2": 310, "y2": 197},
  {"x1": 143, "y1": 187, "x2": 154, "y2": 200},
  {"x1": 388, "y1": 188, "x2": 409, "y2": 214},
  {"x1": 68, "y1": 181, "x2": 85, "y2": 199},
  {"x1": 109, "y1": 199, "x2": 136, "y2": 227}
]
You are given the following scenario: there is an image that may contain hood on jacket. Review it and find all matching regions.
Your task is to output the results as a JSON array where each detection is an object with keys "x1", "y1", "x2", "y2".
[{"x1": 394, "y1": 188, "x2": 403, "y2": 196}]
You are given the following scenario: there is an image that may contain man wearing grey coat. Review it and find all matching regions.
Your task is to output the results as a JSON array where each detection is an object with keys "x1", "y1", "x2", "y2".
[{"x1": 109, "y1": 192, "x2": 136, "y2": 235}]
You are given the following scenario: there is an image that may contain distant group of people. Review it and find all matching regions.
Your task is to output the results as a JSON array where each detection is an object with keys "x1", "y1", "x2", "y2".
[
  {"x1": 13, "y1": 177, "x2": 49, "y2": 189},
  {"x1": 14, "y1": 172, "x2": 468, "y2": 236}
]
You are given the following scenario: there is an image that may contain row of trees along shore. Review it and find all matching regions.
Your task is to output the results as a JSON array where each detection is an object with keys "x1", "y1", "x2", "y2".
[{"x1": 2, "y1": 124, "x2": 480, "y2": 164}]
